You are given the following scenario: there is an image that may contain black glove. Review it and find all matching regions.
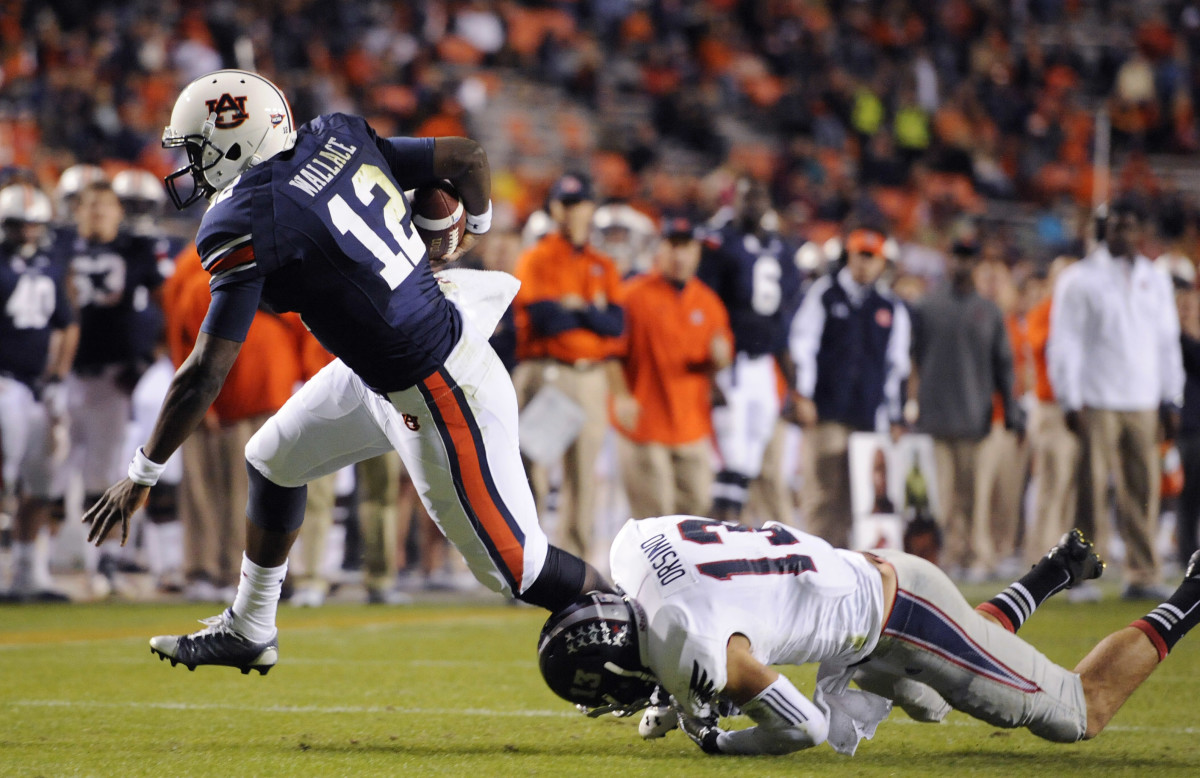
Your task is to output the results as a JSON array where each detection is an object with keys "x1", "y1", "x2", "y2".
[{"x1": 677, "y1": 710, "x2": 723, "y2": 754}]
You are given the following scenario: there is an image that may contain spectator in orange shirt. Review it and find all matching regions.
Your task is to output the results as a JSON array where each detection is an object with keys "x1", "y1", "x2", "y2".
[
  {"x1": 512, "y1": 172, "x2": 624, "y2": 563},
  {"x1": 608, "y1": 216, "x2": 732, "y2": 519},
  {"x1": 166, "y1": 244, "x2": 318, "y2": 601}
]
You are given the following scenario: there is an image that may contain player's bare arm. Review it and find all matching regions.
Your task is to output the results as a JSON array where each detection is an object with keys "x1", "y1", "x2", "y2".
[
  {"x1": 431, "y1": 137, "x2": 491, "y2": 262},
  {"x1": 723, "y1": 634, "x2": 780, "y2": 705},
  {"x1": 83, "y1": 332, "x2": 243, "y2": 546}
]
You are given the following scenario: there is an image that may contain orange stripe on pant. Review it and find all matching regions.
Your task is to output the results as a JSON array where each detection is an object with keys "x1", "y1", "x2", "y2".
[{"x1": 421, "y1": 370, "x2": 526, "y2": 588}]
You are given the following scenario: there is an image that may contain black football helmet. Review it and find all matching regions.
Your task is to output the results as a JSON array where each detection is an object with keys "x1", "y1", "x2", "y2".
[{"x1": 537, "y1": 591, "x2": 658, "y2": 717}]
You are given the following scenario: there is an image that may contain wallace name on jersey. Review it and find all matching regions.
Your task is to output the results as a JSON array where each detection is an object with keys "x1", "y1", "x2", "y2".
[{"x1": 287, "y1": 136, "x2": 360, "y2": 198}]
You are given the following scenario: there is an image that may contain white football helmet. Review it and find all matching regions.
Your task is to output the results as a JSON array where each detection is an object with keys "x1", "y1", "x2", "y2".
[
  {"x1": 0, "y1": 184, "x2": 53, "y2": 252},
  {"x1": 0, "y1": 184, "x2": 53, "y2": 224},
  {"x1": 54, "y1": 163, "x2": 107, "y2": 221},
  {"x1": 161, "y1": 69, "x2": 296, "y2": 209},
  {"x1": 112, "y1": 168, "x2": 166, "y2": 205}
]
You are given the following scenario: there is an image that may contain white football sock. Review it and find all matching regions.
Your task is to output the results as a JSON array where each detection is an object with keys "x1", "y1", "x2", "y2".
[{"x1": 229, "y1": 554, "x2": 286, "y2": 643}]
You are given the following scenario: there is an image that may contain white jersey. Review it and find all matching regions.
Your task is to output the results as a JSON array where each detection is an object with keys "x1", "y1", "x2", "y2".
[{"x1": 610, "y1": 516, "x2": 885, "y2": 714}]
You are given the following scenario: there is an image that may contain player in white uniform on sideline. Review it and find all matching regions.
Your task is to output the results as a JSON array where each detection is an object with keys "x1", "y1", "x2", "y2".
[{"x1": 539, "y1": 515, "x2": 1200, "y2": 755}]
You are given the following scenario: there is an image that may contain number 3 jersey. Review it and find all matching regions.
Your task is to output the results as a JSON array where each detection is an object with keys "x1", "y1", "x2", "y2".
[
  {"x1": 609, "y1": 516, "x2": 885, "y2": 714},
  {"x1": 196, "y1": 112, "x2": 460, "y2": 393}
]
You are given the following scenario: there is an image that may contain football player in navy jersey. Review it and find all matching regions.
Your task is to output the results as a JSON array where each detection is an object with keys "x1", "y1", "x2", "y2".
[
  {"x1": 68, "y1": 180, "x2": 168, "y2": 593},
  {"x1": 0, "y1": 183, "x2": 78, "y2": 601},
  {"x1": 697, "y1": 177, "x2": 803, "y2": 523},
  {"x1": 83, "y1": 69, "x2": 611, "y2": 674}
]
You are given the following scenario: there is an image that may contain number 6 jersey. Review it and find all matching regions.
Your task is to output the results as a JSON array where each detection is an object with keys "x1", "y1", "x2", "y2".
[
  {"x1": 609, "y1": 516, "x2": 885, "y2": 714},
  {"x1": 196, "y1": 112, "x2": 460, "y2": 393}
]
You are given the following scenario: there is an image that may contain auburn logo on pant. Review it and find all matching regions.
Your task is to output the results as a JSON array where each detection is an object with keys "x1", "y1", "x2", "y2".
[
  {"x1": 403, "y1": 413, "x2": 420, "y2": 431},
  {"x1": 205, "y1": 94, "x2": 249, "y2": 128}
]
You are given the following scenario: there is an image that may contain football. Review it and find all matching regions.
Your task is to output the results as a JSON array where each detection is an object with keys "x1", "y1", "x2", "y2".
[{"x1": 411, "y1": 180, "x2": 466, "y2": 260}]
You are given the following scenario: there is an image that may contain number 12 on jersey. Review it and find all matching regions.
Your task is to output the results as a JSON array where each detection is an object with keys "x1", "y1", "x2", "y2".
[{"x1": 327, "y1": 163, "x2": 426, "y2": 289}]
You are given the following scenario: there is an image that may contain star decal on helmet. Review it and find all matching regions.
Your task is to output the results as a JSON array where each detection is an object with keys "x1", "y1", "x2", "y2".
[{"x1": 563, "y1": 621, "x2": 630, "y2": 655}]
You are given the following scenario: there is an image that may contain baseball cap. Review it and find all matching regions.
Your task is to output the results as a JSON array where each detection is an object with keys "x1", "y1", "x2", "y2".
[
  {"x1": 549, "y1": 172, "x2": 594, "y2": 205},
  {"x1": 661, "y1": 215, "x2": 698, "y2": 242},
  {"x1": 846, "y1": 228, "x2": 886, "y2": 257}
]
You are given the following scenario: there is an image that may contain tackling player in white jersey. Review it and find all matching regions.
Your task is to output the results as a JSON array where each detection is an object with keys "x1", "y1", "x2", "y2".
[{"x1": 539, "y1": 515, "x2": 1200, "y2": 755}]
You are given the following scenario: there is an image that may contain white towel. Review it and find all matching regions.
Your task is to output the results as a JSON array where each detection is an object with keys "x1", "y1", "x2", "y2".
[
  {"x1": 435, "y1": 267, "x2": 521, "y2": 336},
  {"x1": 815, "y1": 663, "x2": 893, "y2": 756}
]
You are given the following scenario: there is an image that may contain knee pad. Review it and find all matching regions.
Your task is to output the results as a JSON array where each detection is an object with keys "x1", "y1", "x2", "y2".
[{"x1": 246, "y1": 459, "x2": 307, "y2": 533}]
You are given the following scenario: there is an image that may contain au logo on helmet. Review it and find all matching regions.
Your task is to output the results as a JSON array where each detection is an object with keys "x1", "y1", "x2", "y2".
[{"x1": 204, "y1": 94, "x2": 249, "y2": 129}]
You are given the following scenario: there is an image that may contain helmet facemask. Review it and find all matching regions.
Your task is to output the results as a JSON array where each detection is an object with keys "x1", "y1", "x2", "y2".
[{"x1": 162, "y1": 116, "x2": 226, "y2": 210}]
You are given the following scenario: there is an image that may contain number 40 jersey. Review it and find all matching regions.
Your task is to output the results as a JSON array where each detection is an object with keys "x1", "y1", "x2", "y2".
[
  {"x1": 609, "y1": 516, "x2": 886, "y2": 714},
  {"x1": 196, "y1": 112, "x2": 460, "y2": 393}
]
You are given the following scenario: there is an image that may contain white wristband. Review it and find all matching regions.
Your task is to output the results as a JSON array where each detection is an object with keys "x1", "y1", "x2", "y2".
[
  {"x1": 127, "y1": 446, "x2": 166, "y2": 487},
  {"x1": 465, "y1": 200, "x2": 492, "y2": 234}
]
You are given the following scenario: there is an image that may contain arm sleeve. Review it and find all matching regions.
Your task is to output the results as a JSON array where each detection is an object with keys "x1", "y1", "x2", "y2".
[
  {"x1": 527, "y1": 300, "x2": 584, "y2": 337},
  {"x1": 200, "y1": 274, "x2": 265, "y2": 343},
  {"x1": 789, "y1": 279, "x2": 828, "y2": 398},
  {"x1": 1047, "y1": 272, "x2": 1086, "y2": 410},
  {"x1": 884, "y1": 300, "x2": 912, "y2": 423},
  {"x1": 375, "y1": 135, "x2": 437, "y2": 191},
  {"x1": 714, "y1": 676, "x2": 829, "y2": 755},
  {"x1": 579, "y1": 304, "x2": 624, "y2": 337}
]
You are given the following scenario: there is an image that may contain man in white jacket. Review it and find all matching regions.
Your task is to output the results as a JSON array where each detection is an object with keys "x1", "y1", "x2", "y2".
[{"x1": 1048, "y1": 197, "x2": 1185, "y2": 600}]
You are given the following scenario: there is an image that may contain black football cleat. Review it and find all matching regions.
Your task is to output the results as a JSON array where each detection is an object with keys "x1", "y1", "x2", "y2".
[
  {"x1": 1186, "y1": 550, "x2": 1200, "y2": 581},
  {"x1": 149, "y1": 610, "x2": 277, "y2": 675},
  {"x1": 1046, "y1": 529, "x2": 1105, "y2": 588}
]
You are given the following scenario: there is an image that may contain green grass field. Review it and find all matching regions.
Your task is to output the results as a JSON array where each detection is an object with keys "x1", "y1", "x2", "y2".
[{"x1": 2, "y1": 586, "x2": 1199, "y2": 777}]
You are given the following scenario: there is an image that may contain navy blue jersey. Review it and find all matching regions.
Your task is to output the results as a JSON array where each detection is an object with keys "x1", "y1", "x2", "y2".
[
  {"x1": 196, "y1": 113, "x2": 460, "y2": 393},
  {"x1": 696, "y1": 224, "x2": 802, "y2": 357},
  {"x1": 0, "y1": 241, "x2": 74, "y2": 387},
  {"x1": 70, "y1": 230, "x2": 165, "y2": 371}
]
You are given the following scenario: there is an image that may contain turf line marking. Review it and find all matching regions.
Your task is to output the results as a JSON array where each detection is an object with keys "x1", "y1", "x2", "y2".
[
  {"x1": 8, "y1": 700, "x2": 1198, "y2": 735},
  {"x1": 0, "y1": 609, "x2": 537, "y2": 649},
  {"x1": 9, "y1": 699, "x2": 576, "y2": 718}
]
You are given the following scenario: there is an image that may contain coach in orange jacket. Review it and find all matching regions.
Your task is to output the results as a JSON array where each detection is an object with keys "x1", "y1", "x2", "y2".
[
  {"x1": 608, "y1": 217, "x2": 733, "y2": 518},
  {"x1": 512, "y1": 172, "x2": 624, "y2": 563}
]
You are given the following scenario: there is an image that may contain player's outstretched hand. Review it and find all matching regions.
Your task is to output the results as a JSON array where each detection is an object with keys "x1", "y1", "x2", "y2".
[
  {"x1": 82, "y1": 479, "x2": 150, "y2": 547},
  {"x1": 677, "y1": 709, "x2": 724, "y2": 754}
]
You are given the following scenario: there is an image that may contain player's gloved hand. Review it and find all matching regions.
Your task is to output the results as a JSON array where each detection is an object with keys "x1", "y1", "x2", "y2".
[
  {"x1": 677, "y1": 709, "x2": 724, "y2": 754},
  {"x1": 638, "y1": 686, "x2": 678, "y2": 739},
  {"x1": 638, "y1": 704, "x2": 678, "y2": 739}
]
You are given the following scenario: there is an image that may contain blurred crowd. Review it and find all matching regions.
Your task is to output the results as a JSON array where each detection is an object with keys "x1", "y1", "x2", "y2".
[{"x1": 4, "y1": 0, "x2": 1200, "y2": 604}]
